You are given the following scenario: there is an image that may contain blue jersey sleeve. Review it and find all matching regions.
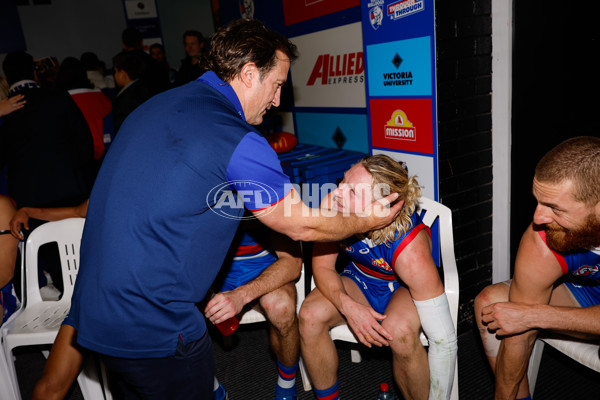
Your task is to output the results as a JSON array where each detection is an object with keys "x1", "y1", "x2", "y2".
[{"x1": 227, "y1": 132, "x2": 291, "y2": 210}]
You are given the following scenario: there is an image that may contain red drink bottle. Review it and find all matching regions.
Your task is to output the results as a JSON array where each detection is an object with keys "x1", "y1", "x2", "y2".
[{"x1": 216, "y1": 315, "x2": 239, "y2": 336}]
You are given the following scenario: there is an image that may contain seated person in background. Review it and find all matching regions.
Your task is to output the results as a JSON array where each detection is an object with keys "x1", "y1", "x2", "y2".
[
  {"x1": 149, "y1": 43, "x2": 177, "y2": 86},
  {"x1": 205, "y1": 218, "x2": 302, "y2": 400},
  {"x1": 1, "y1": 195, "x2": 19, "y2": 324},
  {"x1": 111, "y1": 51, "x2": 151, "y2": 135},
  {"x1": 57, "y1": 57, "x2": 112, "y2": 165},
  {"x1": 475, "y1": 136, "x2": 600, "y2": 400},
  {"x1": 175, "y1": 30, "x2": 208, "y2": 86},
  {"x1": 299, "y1": 154, "x2": 457, "y2": 400},
  {"x1": 120, "y1": 27, "x2": 170, "y2": 95},
  {"x1": 80, "y1": 51, "x2": 115, "y2": 91}
]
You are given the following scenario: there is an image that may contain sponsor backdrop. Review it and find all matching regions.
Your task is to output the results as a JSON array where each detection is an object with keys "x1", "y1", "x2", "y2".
[
  {"x1": 122, "y1": 0, "x2": 164, "y2": 50},
  {"x1": 216, "y1": 0, "x2": 437, "y2": 199},
  {"x1": 217, "y1": 0, "x2": 368, "y2": 153},
  {"x1": 361, "y1": 0, "x2": 438, "y2": 200}
]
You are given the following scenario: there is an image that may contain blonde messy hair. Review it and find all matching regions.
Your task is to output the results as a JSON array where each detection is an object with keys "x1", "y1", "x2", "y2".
[{"x1": 359, "y1": 154, "x2": 422, "y2": 246}]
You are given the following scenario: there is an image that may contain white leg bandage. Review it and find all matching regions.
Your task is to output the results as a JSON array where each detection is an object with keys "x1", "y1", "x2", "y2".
[{"x1": 413, "y1": 292, "x2": 457, "y2": 400}]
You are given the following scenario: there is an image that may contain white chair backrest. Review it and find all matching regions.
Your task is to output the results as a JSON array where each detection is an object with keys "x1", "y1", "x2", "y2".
[
  {"x1": 24, "y1": 218, "x2": 85, "y2": 307},
  {"x1": 416, "y1": 197, "x2": 460, "y2": 330}
]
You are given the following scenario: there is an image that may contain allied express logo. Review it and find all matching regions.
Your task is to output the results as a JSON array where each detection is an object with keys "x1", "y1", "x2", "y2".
[
  {"x1": 306, "y1": 52, "x2": 365, "y2": 86},
  {"x1": 384, "y1": 110, "x2": 416, "y2": 141},
  {"x1": 387, "y1": 0, "x2": 425, "y2": 20}
]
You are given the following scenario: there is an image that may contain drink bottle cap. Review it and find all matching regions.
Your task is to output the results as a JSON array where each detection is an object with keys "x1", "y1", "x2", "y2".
[{"x1": 380, "y1": 383, "x2": 389, "y2": 391}]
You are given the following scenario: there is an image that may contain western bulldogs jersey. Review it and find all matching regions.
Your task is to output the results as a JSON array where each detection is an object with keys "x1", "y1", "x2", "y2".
[
  {"x1": 340, "y1": 212, "x2": 429, "y2": 281},
  {"x1": 539, "y1": 231, "x2": 600, "y2": 280},
  {"x1": 539, "y1": 230, "x2": 600, "y2": 307}
]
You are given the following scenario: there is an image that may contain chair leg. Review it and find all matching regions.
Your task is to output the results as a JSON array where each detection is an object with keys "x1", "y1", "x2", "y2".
[
  {"x1": 0, "y1": 345, "x2": 19, "y2": 400},
  {"x1": 2, "y1": 346, "x2": 22, "y2": 400},
  {"x1": 350, "y1": 348, "x2": 362, "y2": 363},
  {"x1": 77, "y1": 355, "x2": 105, "y2": 400},
  {"x1": 100, "y1": 361, "x2": 113, "y2": 400},
  {"x1": 527, "y1": 339, "x2": 545, "y2": 399},
  {"x1": 298, "y1": 357, "x2": 312, "y2": 391}
]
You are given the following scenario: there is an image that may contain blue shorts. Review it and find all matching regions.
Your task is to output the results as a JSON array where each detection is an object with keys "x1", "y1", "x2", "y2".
[
  {"x1": 1, "y1": 282, "x2": 17, "y2": 324},
  {"x1": 340, "y1": 262, "x2": 400, "y2": 314},
  {"x1": 217, "y1": 251, "x2": 277, "y2": 292},
  {"x1": 564, "y1": 281, "x2": 600, "y2": 308}
]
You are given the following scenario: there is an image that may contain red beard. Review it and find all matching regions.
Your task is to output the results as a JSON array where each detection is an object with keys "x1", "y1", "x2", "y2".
[{"x1": 545, "y1": 214, "x2": 600, "y2": 253}]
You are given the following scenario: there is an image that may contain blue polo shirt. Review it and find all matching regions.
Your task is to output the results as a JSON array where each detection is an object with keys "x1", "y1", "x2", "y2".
[{"x1": 68, "y1": 72, "x2": 291, "y2": 358}]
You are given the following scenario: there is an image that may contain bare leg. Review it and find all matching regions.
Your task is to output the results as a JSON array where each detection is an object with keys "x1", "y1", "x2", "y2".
[
  {"x1": 298, "y1": 277, "x2": 363, "y2": 390},
  {"x1": 32, "y1": 324, "x2": 86, "y2": 400},
  {"x1": 260, "y1": 282, "x2": 300, "y2": 366},
  {"x1": 475, "y1": 282, "x2": 533, "y2": 398},
  {"x1": 384, "y1": 287, "x2": 429, "y2": 400}
]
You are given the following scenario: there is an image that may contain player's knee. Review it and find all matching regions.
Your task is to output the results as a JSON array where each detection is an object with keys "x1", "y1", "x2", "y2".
[
  {"x1": 384, "y1": 318, "x2": 422, "y2": 353},
  {"x1": 298, "y1": 299, "x2": 328, "y2": 339},
  {"x1": 474, "y1": 283, "x2": 509, "y2": 316},
  {"x1": 263, "y1": 289, "x2": 296, "y2": 323}
]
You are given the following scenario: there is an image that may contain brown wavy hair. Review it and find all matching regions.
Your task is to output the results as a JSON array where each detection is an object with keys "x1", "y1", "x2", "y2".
[
  {"x1": 359, "y1": 155, "x2": 422, "y2": 246},
  {"x1": 206, "y1": 19, "x2": 298, "y2": 83}
]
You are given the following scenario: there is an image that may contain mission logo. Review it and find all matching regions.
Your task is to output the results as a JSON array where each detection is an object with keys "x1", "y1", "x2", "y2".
[{"x1": 384, "y1": 110, "x2": 416, "y2": 141}]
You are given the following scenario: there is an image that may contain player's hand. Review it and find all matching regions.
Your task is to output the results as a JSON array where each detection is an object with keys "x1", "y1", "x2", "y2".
[
  {"x1": 481, "y1": 301, "x2": 536, "y2": 336},
  {"x1": 9, "y1": 208, "x2": 30, "y2": 240},
  {"x1": 342, "y1": 298, "x2": 392, "y2": 348},
  {"x1": 0, "y1": 95, "x2": 25, "y2": 117},
  {"x1": 204, "y1": 291, "x2": 245, "y2": 325},
  {"x1": 359, "y1": 195, "x2": 403, "y2": 233}
]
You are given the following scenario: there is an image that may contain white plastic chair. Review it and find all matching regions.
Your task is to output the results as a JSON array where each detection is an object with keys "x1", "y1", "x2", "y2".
[
  {"x1": 0, "y1": 218, "x2": 111, "y2": 400},
  {"x1": 0, "y1": 242, "x2": 25, "y2": 400},
  {"x1": 298, "y1": 197, "x2": 460, "y2": 399},
  {"x1": 527, "y1": 336, "x2": 600, "y2": 397}
]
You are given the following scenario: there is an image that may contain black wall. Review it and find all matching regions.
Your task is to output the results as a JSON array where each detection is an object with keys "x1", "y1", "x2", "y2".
[{"x1": 436, "y1": 1, "x2": 493, "y2": 334}]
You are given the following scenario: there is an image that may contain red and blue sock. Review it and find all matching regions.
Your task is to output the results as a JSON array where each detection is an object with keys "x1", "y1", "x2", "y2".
[
  {"x1": 275, "y1": 360, "x2": 298, "y2": 397},
  {"x1": 314, "y1": 380, "x2": 339, "y2": 400}
]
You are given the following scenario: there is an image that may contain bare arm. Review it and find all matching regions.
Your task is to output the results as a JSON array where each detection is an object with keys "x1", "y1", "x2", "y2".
[
  {"x1": 395, "y1": 230, "x2": 445, "y2": 301},
  {"x1": 482, "y1": 302, "x2": 600, "y2": 338},
  {"x1": 494, "y1": 224, "x2": 564, "y2": 400},
  {"x1": 205, "y1": 227, "x2": 302, "y2": 324},
  {"x1": 10, "y1": 200, "x2": 88, "y2": 239},
  {"x1": 254, "y1": 187, "x2": 402, "y2": 242}
]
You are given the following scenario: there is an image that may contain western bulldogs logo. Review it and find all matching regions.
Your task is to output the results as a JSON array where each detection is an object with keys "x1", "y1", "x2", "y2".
[
  {"x1": 372, "y1": 258, "x2": 392, "y2": 272},
  {"x1": 573, "y1": 264, "x2": 600, "y2": 277},
  {"x1": 369, "y1": 6, "x2": 383, "y2": 30}
]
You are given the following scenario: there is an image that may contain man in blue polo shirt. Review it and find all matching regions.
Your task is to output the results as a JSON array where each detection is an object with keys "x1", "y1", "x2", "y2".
[{"x1": 68, "y1": 19, "x2": 403, "y2": 399}]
